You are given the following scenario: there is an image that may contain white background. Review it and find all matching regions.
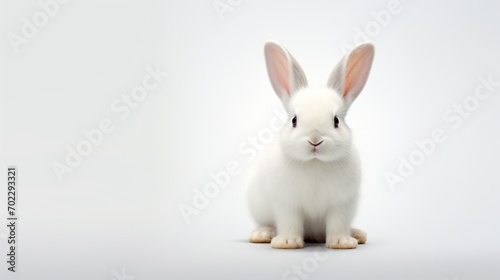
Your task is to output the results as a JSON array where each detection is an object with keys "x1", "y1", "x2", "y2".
[{"x1": 1, "y1": 0, "x2": 500, "y2": 279}]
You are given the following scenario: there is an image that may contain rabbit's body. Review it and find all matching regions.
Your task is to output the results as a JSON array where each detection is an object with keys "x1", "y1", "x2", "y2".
[
  {"x1": 247, "y1": 135, "x2": 361, "y2": 242},
  {"x1": 247, "y1": 41, "x2": 374, "y2": 249}
]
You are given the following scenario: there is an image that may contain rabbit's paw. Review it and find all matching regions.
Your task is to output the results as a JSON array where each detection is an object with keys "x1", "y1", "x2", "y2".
[
  {"x1": 351, "y1": 228, "x2": 367, "y2": 244},
  {"x1": 326, "y1": 236, "x2": 358, "y2": 249},
  {"x1": 249, "y1": 226, "x2": 276, "y2": 243},
  {"x1": 271, "y1": 235, "x2": 304, "y2": 249}
]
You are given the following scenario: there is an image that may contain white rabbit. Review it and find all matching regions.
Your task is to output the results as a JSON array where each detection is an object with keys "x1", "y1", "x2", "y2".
[{"x1": 247, "y1": 41, "x2": 374, "y2": 249}]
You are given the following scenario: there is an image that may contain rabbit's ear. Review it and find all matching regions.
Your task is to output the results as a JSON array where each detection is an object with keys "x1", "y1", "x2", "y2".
[
  {"x1": 327, "y1": 43, "x2": 374, "y2": 109},
  {"x1": 264, "y1": 41, "x2": 308, "y2": 108}
]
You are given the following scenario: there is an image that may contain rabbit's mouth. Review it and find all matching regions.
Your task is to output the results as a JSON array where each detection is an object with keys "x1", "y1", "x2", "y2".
[
  {"x1": 302, "y1": 142, "x2": 348, "y2": 162},
  {"x1": 308, "y1": 140, "x2": 323, "y2": 155},
  {"x1": 310, "y1": 146, "x2": 324, "y2": 158}
]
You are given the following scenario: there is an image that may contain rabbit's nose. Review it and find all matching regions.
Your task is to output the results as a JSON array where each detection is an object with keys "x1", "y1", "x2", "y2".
[
  {"x1": 308, "y1": 131, "x2": 323, "y2": 146},
  {"x1": 308, "y1": 140, "x2": 323, "y2": 147}
]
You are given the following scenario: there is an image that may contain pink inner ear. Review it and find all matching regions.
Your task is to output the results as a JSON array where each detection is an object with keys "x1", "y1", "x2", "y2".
[
  {"x1": 343, "y1": 47, "x2": 373, "y2": 97},
  {"x1": 269, "y1": 46, "x2": 291, "y2": 97},
  {"x1": 343, "y1": 53, "x2": 364, "y2": 96}
]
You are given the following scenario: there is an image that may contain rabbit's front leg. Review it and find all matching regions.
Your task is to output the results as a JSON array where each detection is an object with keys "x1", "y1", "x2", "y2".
[
  {"x1": 271, "y1": 206, "x2": 304, "y2": 249},
  {"x1": 325, "y1": 205, "x2": 358, "y2": 249}
]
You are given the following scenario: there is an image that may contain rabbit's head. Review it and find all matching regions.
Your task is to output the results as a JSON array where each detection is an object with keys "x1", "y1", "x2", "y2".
[{"x1": 264, "y1": 42, "x2": 374, "y2": 162}]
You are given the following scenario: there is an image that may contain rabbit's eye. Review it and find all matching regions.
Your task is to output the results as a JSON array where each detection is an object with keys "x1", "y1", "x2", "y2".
[
  {"x1": 292, "y1": 116, "x2": 297, "y2": 128},
  {"x1": 334, "y1": 116, "x2": 339, "y2": 128}
]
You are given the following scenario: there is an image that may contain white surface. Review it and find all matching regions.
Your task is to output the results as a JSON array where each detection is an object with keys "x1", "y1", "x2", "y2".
[{"x1": 1, "y1": 0, "x2": 500, "y2": 279}]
